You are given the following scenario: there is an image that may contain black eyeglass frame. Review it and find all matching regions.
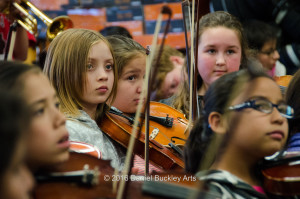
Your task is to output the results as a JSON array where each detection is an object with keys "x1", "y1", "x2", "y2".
[{"x1": 228, "y1": 99, "x2": 294, "y2": 119}]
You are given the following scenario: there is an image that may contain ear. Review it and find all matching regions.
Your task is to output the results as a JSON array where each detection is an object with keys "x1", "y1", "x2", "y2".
[
  {"x1": 170, "y1": 56, "x2": 184, "y2": 66},
  {"x1": 208, "y1": 111, "x2": 227, "y2": 134}
]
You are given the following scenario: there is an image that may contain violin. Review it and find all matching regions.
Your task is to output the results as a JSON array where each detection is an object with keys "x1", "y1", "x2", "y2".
[
  {"x1": 33, "y1": 151, "x2": 199, "y2": 199},
  {"x1": 98, "y1": 101, "x2": 188, "y2": 171},
  {"x1": 262, "y1": 151, "x2": 300, "y2": 198},
  {"x1": 274, "y1": 75, "x2": 293, "y2": 87}
]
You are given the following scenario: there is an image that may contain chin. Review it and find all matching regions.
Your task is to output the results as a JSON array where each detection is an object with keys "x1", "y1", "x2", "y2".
[
  {"x1": 50, "y1": 151, "x2": 70, "y2": 167},
  {"x1": 264, "y1": 145, "x2": 284, "y2": 157}
]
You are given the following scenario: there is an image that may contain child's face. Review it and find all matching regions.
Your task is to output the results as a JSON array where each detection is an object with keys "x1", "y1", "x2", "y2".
[
  {"x1": 23, "y1": 73, "x2": 69, "y2": 169},
  {"x1": 160, "y1": 56, "x2": 186, "y2": 99},
  {"x1": 228, "y1": 77, "x2": 288, "y2": 158},
  {"x1": 82, "y1": 41, "x2": 114, "y2": 111},
  {"x1": 112, "y1": 55, "x2": 146, "y2": 114},
  {"x1": 0, "y1": 139, "x2": 34, "y2": 199},
  {"x1": 258, "y1": 39, "x2": 280, "y2": 71},
  {"x1": 197, "y1": 27, "x2": 241, "y2": 90}
]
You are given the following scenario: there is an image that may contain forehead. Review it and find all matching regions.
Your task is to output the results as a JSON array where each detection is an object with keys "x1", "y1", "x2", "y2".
[
  {"x1": 261, "y1": 39, "x2": 277, "y2": 50},
  {"x1": 200, "y1": 26, "x2": 241, "y2": 45},
  {"x1": 21, "y1": 73, "x2": 55, "y2": 103},
  {"x1": 233, "y1": 77, "x2": 282, "y2": 103},
  {"x1": 88, "y1": 41, "x2": 112, "y2": 58},
  {"x1": 122, "y1": 55, "x2": 146, "y2": 72}
]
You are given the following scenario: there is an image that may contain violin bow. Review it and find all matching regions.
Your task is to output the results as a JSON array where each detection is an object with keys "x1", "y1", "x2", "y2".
[
  {"x1": 116, "y1": 5, "x2": 172, "y2": 199},
  {"x1": 145, "y1": 6, "x2": 172, "y2": 175},
  {"x1": 188, "y1": 0, "x2": 196, "y2": 124}
]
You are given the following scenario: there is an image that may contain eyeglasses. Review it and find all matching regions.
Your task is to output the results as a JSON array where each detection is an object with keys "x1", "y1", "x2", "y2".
[
  {"x1": 259, "y1": 49, "x2": 277, "y2": 57},
  {"x1": 228, "y1": 98, "x2": 294, "y2": 119}
]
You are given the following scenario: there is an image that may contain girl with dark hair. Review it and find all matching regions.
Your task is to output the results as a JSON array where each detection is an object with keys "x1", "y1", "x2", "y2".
[
  {"x1": 0, "y1": 89, "x2": 34, "y2": 199},
  {"x1": 243, "y1": 20, "x2": 285, "y2": 77},
  {"x1": 0, "y1": 61, "x2": 70, "y2": 173},
  {"x1": 185, "y1": 66, "x2": 291, "y2": 197}
]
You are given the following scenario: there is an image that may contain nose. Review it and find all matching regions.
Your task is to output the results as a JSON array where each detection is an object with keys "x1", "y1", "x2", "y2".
[
  {"x1": 97, "y1": 67, "x2": 108, "y2": 81},
  {"x1": 271, "y1": 106, "x2": 285, "y2": 124},
  {"x1": 216, "y1": 53, "x2": 226, "y2": 66},
  {"x1": 54, "y1": 106, "x2": 66, "y2": 128},
  {"x1": 137, "y1": 82, "x2": 143, "y2": 94},
  {"x1": 272, "y1": 50, "x2": 280, "y2": 60}
]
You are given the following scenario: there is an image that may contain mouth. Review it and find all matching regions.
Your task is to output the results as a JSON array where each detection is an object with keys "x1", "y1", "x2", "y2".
[
  {"x1": 214, "y1": 70, "x2": 227, "y2": 75},
  {"x1": 96, "y1": 86, "x2": 108, "y2": 93},
  {"x1": 134, "y1": 98, "x2": 145, "y2": 104},
  {"x1": 57, "y1": 134, "x2": 70, "y2": 149},
  {"x1": 267, "y1": 131, "x2": 285, "y2": 140}
]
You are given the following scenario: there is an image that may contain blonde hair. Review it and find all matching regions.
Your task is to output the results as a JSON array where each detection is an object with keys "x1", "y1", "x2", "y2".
[
  {"x1": 154, "y1": 45, "x2": 185, "y2": 99},
  {"x1": 44, "y1": 28, "x2": 118, "y2": 119},
  {"x1": 106, "y1": 35, "x2": 146, "y2": 77}
]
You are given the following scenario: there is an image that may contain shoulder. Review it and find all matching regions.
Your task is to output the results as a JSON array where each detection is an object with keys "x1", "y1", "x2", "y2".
[
  {"x1": 66, "y1": 111, "x2": 102, "y2": 137},
  {"x1": 196, "y1": 170, "x2": 267, "y2": 199},
  {"x1": 159, "y1": 95, "x2": 176, "y2": 106}
]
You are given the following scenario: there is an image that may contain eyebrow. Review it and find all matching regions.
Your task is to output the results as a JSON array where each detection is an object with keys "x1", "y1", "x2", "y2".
[
  {"x1": 87, "y1": 57, "x2": 113, "y2": 62},
  {"x1": 122, "y1": 69, "x2": 142, "y2": 75},
  {"x1": 203, "y1": 44, "x2": 240, "y2": 49},
  {"x1": 30, "y1": 94, "x2": 58, "y2": 107},
  {"x1": 248, "y1": 96, "x2": 285, "y2": 103}
]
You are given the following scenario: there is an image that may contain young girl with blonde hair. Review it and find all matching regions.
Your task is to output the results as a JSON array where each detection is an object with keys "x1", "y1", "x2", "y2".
[{"x1": 44, "y1": 29, "x2": 125, "y2": 170}]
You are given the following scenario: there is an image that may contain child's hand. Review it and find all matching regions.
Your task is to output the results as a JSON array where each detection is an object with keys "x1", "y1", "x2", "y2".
[{"x1": 1, "y1": 0, "x2": 24, "y2": 23}]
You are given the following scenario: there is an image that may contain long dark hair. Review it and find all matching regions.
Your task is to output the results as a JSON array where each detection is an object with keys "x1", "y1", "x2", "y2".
[
  {"x1": 184, "y1": 65, "x2": 271, "y2": 174},
  {"x1": 0, "y1": 89, "x2": 30, "y2": 182}
]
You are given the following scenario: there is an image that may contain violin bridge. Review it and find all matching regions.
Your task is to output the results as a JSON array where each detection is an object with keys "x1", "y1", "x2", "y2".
[
  {"x1": 149, "y1": 128, "x2": 159, "y2": 140},
  {"x1": 82, "y1": 164, "x2": 100, "y2": 186}
]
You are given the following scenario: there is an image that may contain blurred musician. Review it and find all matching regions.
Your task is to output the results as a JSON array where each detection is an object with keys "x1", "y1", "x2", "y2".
[{"x1": 0, "y1": 0, "x2": 29, "y2": 61}]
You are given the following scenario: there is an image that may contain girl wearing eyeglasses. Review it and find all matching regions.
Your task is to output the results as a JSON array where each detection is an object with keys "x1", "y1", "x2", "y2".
[
  {"x1": 243, "y1": 20, "x2": 286, "y2": 77},
  {"x1": 184, "y1": 64, "x2": 291, "y2": 198}
]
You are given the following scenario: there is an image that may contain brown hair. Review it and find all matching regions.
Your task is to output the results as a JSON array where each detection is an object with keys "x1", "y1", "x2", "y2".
[
  {"x1": 172, "y1": 11, "x2": 249, "y2": 118},
  {"x1": 44, "y1": 28, "x2": 118, "y2": 119}
]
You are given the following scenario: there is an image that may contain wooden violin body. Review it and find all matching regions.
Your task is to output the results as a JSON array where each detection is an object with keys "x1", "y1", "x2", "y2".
[
  {"x1": 33, "y1": 152, "x2": 167, "y2": 199},
  {"x1": 262, "y1": 151, "x2": 300, "y2": 198},
  {"x1": 33, "y1": 152, "x2": 201, "y2": 199},
  {"x1": 148, "y1": 101, "x2": 189, "y2": 146},
  {"x1": 274, "y1": 75, "x2": 293, "y2": 87},
  {"x1": 98, "y1": 102, "x2": 188, "y2": 171}
]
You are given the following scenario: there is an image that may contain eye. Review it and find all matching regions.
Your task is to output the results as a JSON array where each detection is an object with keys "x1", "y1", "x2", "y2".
[
  {"x1": 87, "y1": 63, "x2": 94, "y2": 70},
  {"x1": 55, "y1": 102, "x2": 60, "y2": 109},
  {"x1": 254, "y1": 100, "x2": 271, "y2": 112},
  {"x1": 207, "y1": 49, "x2": 216, "y2": 54},
  {"x1": 105, "y1": 64, "x2": 113, "y2": 70},
  {"x1": 277, "y1": 103, "x2": 288, "y2": 113},
  {"x1": 227, "y1": 49, "x2": 235, "y2": 54},
  {"x1": 33, "y1": 108, "x2": 44, "y2": 116},
  {"x1": 127, "y1": 75, "x2": 136, "y2": 81}
]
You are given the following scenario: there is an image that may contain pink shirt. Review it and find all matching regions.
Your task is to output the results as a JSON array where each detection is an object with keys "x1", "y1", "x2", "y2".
[{"x1": 252, "y1": 185, "x2": 266, "y2": 195}]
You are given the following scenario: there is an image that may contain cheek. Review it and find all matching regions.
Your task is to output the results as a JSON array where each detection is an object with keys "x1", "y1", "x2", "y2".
[
  {"x1": 109, "y1": 72, "x2": 115, "y2": 89},
  {"x1": 227, "y1": 57, "x2": 241, "y2": 72},
  {"x1": 161, "y1": 76, "x2": 172, "y2": 91},
  {"x1": 198, "y1": 57, "x2": 214, "y2": 77},
  {"x1": 28, "y1": 121, "x2": 52, "y2": 153},
  {"x1": 258, "y1": 56, "x2": 271, "y2": 68}
]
